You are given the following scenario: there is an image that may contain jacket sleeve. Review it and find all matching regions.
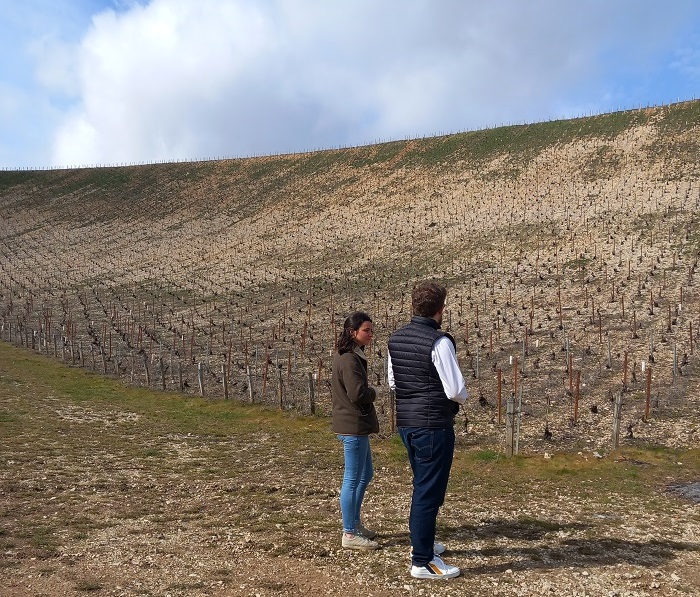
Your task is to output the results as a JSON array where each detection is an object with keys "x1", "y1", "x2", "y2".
[{"x1": 344, "y1": 355, "x2": 377, "y2": 405}]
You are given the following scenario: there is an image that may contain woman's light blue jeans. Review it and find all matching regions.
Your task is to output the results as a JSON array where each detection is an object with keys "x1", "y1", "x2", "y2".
[{"x1": 337, "y1": 434, "x2": 374, "y2": 533}]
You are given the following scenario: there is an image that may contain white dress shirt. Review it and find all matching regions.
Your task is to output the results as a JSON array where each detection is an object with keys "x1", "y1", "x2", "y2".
[{"x1": 387, "y1": 335, "x2": 468, "y2": 404}]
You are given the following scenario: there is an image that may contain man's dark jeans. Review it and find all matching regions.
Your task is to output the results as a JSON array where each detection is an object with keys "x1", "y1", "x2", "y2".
[{"x1": 399, "y1": 426, "x2": 455, "y2": 566}]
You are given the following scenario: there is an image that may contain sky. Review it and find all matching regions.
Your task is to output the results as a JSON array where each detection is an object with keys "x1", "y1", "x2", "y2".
[{"x1": 1, "y1": 0, "x2": 700, "y2": 170}]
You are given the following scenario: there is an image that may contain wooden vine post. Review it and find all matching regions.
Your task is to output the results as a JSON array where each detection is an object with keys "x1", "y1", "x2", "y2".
[
  {"x1": 568, "y1": 354, "x2": 574, "y2": 394},
  {"x1": 611, "y1": 390, "x2": 623, "y2": 449},
  {"x1": 222, "y1": 364, "x2": 229, "y2": 399},
  {"x1": 557, "y1": 279, "x2": 563, "y2": 329},
  {"x1": 277, "y1": 367, "x2": 283, "y2": 410},
  {"x1": 691, "y1": 321, "x2": 694, "y2": 355},
  {"x1": 198, "y1": 362, "x2": 204, "y2": 397},
  {"x1": 505, "y1": 395, "x2": 515, "y2": 457},
  {"x1": 505, "y1": 356, "x2": 518, "y2": 457},
  {"x1": 497, "y1": 367, "x2": 502, "y2": 425},
  {"x1": 645, "y1": 365, "x2": 652, "y2": 421},
  {"x1": 307, "y1": 371, "x2": 316, "y2": 414},
  {"x1": 247, "y1": 365, "x2": 254, "y2": 403}
]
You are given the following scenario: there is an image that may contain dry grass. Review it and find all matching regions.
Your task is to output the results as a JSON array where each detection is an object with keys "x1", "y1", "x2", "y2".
[{"x1": 1, "y1": 342, "x2": 699, "y2": 596}]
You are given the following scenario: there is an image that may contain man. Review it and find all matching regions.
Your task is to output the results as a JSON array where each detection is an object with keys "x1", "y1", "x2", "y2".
[{"x1": 387, "y1": 280, "x2": 467, "y2": 579}]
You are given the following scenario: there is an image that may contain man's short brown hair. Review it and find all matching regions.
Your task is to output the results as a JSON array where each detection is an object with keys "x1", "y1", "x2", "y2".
[{"x1": 412, "y1": 280, "x2": 447, "y2": 318}]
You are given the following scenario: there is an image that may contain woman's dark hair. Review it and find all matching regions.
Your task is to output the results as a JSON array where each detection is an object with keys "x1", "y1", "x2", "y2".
[
  {"x1": 337, "y1": 311, "x2": 372, "y2": 354},
  {"x1": 412, "y1": 280, "x2": 447, "y2": 317}
]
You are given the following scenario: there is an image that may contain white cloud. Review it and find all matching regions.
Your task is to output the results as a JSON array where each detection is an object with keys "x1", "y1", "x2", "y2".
[
  {"x1": 2, "y1": 0, "x2": 700, "y2": 168},
  {"x1": 53, "y1": 0, "x2": 279, "y2": 165}
]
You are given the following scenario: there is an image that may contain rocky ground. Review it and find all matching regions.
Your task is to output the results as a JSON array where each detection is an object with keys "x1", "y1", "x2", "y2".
[{"x1": 1, "y1": 345, "x2": 699, "y2": 597}]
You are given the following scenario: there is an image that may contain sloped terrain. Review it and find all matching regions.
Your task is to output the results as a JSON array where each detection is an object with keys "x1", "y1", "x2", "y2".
[{"x1": 2, "y1": 102, "x2": 700, "y2": 454}]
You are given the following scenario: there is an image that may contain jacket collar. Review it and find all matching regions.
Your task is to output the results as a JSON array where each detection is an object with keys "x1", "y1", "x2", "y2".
[
  {"x1": 410, "y1": 315, "x2": 440, "y2": 330},
  {"x1": 353, "y1": 345, "x2": 368, "y2": 360}
]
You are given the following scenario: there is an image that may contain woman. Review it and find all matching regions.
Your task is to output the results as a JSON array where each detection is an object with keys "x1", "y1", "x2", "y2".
[{"x1": 331, "y1": 311, "x2": 380, "y2": 551}]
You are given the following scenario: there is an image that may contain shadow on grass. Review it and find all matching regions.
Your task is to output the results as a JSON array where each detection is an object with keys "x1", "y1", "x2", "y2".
[
  {"x1": 381, "y1": 518, "x2": 699, "y2": 573},
  {"x1": 381, "y1": 518, "x2": 590, "y2": 547},
  {"x1": 457, "y1": 536, "x2": 700, "y2": 575}
]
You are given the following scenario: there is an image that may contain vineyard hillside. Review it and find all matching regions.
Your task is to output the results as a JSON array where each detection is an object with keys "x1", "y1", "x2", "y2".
[{"x1": 2, "y1": 101, "x2": 700, "y2": 453}]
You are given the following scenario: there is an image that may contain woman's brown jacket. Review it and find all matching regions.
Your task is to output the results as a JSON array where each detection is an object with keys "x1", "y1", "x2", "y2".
[{"x1": 331, "y1": 347, "x2": 379, "y2": 435}]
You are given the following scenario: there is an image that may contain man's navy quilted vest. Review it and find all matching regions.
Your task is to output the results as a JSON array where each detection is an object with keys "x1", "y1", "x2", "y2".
[{"x1": 388, "y1": 316, "x2": 459, "y2": 428}]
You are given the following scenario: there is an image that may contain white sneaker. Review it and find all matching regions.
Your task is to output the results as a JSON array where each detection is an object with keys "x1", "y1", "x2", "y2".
[
  {"x1": 410, "y1": 555, "x2": 460, "y2": 579},
  {"x1": 410, "y1": 542, "x2": 446, "y2": 556},
  {"x1": 342, "y1": 533, "x2": 379, "y2": 551}
]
